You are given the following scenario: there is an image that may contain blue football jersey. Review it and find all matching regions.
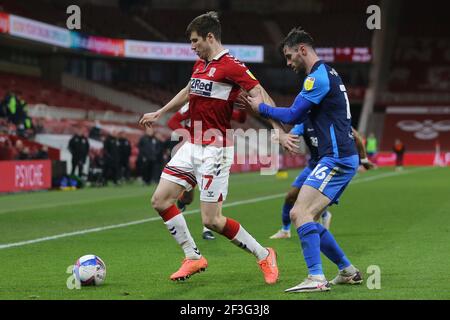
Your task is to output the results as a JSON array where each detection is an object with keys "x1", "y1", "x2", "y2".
[
  {"x1": 300, "y1": 61, "x2": 357, "y2": 158},
  {"x1": 290, "y1": 118, "x2": 319, "y2": 166}
]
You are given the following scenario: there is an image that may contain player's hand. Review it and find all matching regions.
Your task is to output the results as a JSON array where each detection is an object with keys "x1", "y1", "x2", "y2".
[
  {"x1": 360, "y1": 157, "x2": 375, "y2": 170},
  {"x1": 237, "y1": 90, "x2": 263, "y2": 113},
  {"x1": 275, "y1": 132, "x2": 301, "y2": 154},
  {"x1": 139, "y1": 111, "x2": 161, "y2": 128}
]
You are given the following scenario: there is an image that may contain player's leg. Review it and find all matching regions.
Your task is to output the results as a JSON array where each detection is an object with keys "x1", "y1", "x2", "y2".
[
  {"x1": 153, "y1": 142, "x2": 206, "y2": 281},
  {"x1": 177, "y1": 188, "x2": 215, "y2": 240},
  {"x1": 271, "y1": 166, "x2": 331, "y2": 238},
  {"x1": 200, "y1": 200, "x2": 278, "y2": 284},
  {"x1": 318, "y1": 182, "x2": 362, "y2": 285},
  {"x1": 270, "y1": 166, "x2": 312, "y2": 239},
  {"x1": 197, "y1": 186, "x2": 215, "y2": 240},
  {"x1": 285, "y1": 156, "x2": 361, "y2": 292},
  {"x1": 311, "y1": 161, "x2": 362, "y2": 285},
  {"x1": 285, "y1": 185, "x2": 331, "y2": 292},
  {"x1": 197, "y1": 145, "x2": 278, "y2": 284},
  {"x1": 151, "y1": 178, "x2": 206, "y2": 281},
  {"x1": 270, "y1": 186, "x2": 299, "y2": 239},
  {"x1": 177, "y1": 189, "x2": 194, "y2": 212},
  {"x1": 201, "y1": 200, "x2": 267, "y2": 259}
]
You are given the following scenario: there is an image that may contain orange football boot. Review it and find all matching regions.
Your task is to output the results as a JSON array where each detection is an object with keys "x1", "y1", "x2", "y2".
[
  {"x1": 257, "y1": 247, "x2": 279, "y2": 284},
  {"x1": 170, "y1": 256, "x2": 208, "y2": 281}
]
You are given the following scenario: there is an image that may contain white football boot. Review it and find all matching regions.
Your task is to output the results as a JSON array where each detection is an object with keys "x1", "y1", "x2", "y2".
[
  {"x1": 285, "y1": 275, "x2": 331, "y2": 293},
  {"x1": 269, "y1": 229, "x2": 291, "y2": 239},
  {"x1": 330, "y1": 267, "x2": 363, "y2": 285}
]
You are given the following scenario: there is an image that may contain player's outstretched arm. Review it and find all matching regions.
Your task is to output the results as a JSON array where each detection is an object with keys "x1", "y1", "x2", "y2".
[
  {"x1": 245, "y1": 85, "x2": 301, "y2": 153},
  {"x1": 352, "y1": 127, "x2": 375, "y2": 170},
  {"x1": 248, "y1": 84, "x2": 276, "y2": 107},
  {"x1": 240, "y1": 88, "x2": 314, "y2": 125},
  {"x1": 248, "y1": 85, "x2": 286, "y2": 131},
  {"x1": 139, "y1": 82, "x2": 190, "y2": 127}
]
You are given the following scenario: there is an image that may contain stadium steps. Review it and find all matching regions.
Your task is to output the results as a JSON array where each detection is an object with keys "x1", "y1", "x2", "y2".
[{"x1": 61, "y1": 74, "x2": 161, "y2": 115}]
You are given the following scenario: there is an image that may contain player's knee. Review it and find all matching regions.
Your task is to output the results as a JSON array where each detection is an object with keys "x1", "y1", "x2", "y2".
[
  {"x1": 151, "y1": 192, "x2": 169, "y2": 212},
  {"x1": 290, "y1": 206, "x2": 314, "y2": 226},
  {"x1": 289, "y1": 209, "x2": 299, "y2": 224},
  {"x1": 203, "y1": 220, "x2": 219, "y2": 232},
  {"x1": 202, "y1": 216, "x2": 222, "y2": 232},
  {"x1": 150, "y1": 193, "x2": 160, "y2": 210}
]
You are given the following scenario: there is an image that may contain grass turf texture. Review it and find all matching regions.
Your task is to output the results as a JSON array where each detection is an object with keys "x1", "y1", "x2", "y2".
[{"x1": 0, "y1": 167, "x2": 449, "y2": 300}]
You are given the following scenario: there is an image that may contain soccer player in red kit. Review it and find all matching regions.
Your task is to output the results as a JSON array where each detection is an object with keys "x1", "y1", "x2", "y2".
[
  {"x1": 139, "y1": 12, "x2": 279, "y2": 284},
  {"x1": 168, "y1": 103, "x2": 248, "y2": 241}
]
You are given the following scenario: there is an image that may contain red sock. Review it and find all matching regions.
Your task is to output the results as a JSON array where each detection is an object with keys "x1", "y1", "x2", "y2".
[
  {"x1": 221, "y1": 218, "x2": 240, "y2": 240},
  {"x1": 159, "y1": 204, "x2": 180, "y2": 222}
]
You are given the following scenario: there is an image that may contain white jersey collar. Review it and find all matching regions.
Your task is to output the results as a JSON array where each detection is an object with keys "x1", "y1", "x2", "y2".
[{"x1": 212, "y1": 49, "x2": 229, "y2": 60}]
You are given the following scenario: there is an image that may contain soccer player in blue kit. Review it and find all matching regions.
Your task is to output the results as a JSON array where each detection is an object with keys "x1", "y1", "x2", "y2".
[
  {"x1": 270, "y1": 119, "x2": 332, "y2": 239},
  {"x1": 241, "y1": 27, "x2": 364, "y2": 292},
  {"x1": 270, "y1": 122, "x2": 373, "y2": 239}
]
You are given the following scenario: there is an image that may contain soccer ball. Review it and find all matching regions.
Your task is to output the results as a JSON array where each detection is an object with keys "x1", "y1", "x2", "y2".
[{"x1": 73, "y1": 254, "x2": 106, "y2": 286}]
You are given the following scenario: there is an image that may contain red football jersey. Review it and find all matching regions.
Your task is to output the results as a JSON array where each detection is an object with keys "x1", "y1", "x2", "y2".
[
  {"x1": 168, "y1": 104, "x2": 247, "y2": 131},
  {"x1": 188, "y1": 49, "x2": 259, "y2": 146},
  {"x1": 167, "y1": 103, "x2": 190, "y2": 131}
]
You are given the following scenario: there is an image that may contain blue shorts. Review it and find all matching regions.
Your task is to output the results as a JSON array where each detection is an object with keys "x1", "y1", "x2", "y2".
[
  {"x1": 303, "y1": 155, "x2": 359, "y2": 205},
  {"x1": 291, "y1": 164, "x2": 315, "y2": 189}
]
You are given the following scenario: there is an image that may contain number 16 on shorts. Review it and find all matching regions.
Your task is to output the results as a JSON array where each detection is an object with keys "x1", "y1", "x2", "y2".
[{"x1": 310, "y1": 164, "x2": 330, "y2": 180}]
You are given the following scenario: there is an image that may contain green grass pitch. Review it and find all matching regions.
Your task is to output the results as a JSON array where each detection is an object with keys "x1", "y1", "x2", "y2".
[{"x1": 0, "y1": 166, "x2": 449, "y2": 300}]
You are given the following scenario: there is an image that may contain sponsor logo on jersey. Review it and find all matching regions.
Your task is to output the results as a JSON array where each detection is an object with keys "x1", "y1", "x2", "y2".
[
  {"x1": 189, "y1": 78, "x2": 233, "y2": 100},
  {"x1": 190, "y1": 78, "x2": 213, "y2": 97},
  {"x1": 304, "y1": 77, "x2": 315, "y2": 91}
]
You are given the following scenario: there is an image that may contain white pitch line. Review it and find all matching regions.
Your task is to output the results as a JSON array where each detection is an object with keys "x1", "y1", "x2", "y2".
[
  {"x1": 350, "y1": 166, "x2": 435, "y2": 185},
  {"x1": 0, "y1": 167, "x2": 433, "y2": 250},
  {"x1": 0, "y1": 193, "x2": 285, "y2": 250}
]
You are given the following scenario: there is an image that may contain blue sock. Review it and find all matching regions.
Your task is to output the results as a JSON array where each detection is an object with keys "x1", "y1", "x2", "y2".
[
  {"x1": 281, "y1": 203, "x2": 292, "y2": 231},
  {"x1": 297, "y1": 222, "x2": 323, "y2": 276},
  {"x1": 316, "y1": 223, "x2": 351, "y2": 270},
  {"x1": 321, "y1": 211, "x2": 329, "y2": 219}
]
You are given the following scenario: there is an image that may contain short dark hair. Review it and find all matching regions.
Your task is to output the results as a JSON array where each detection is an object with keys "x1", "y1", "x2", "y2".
[
  {"x1": 280, "y1": 26, "x2": 315, "y2": 50},
  {"x1": 186, "y1": 11, "x2": 221, "y2": 41}
]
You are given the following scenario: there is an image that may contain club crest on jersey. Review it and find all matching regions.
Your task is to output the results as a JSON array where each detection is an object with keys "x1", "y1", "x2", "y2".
[
  {"x1": 208, "y1": 67, "x2": 216, "y2": 77},
  {"x1": 304, "y1": 77, "x2": 315, "y2": 91}
]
